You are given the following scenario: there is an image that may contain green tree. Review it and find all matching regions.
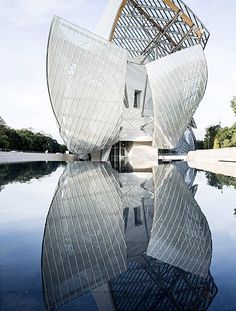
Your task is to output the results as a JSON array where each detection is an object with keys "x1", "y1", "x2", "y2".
[
  {"x1": 214, "y1": 125, "x2": 236, "y2": 148},
  {"x1": 17, "y1": 129, "x2": 34, "y2": 150},
  {"x1": 0, "y1": 125, "x2": 66, "y2": 153},
  {"x1": 205, "y1": 171, "x2": 236, "y2": 190},
  {"x1": 0, "y1": 134, "x2": 10, "y2": 149},
  {"x1": 204, "y1": 125, "x2": 221, "y2": 149},
  {"x1": 230, "y1": 96, "x2": 236, "y2": 115},
  {"x1": 60, "y1": 144, "x2": 67, "y2": 153},
  {"x1": 196, "y1": 140, "x2": 204, "y2": 149}
]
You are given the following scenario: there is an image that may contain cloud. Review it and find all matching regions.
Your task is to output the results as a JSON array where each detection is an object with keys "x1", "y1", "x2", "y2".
[
  {"x1": 0, "y1": 0, "x2": 107, "y2": 143},
  {"x1": 0, "y1": 0, "x2": 88, "y2": 26}
]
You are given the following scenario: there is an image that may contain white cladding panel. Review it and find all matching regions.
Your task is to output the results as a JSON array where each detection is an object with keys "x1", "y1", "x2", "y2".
[
  {"x1": 47, "y1": 16, "x2": 127, "y2": 154},
  {"x1": 146, "y1": 45, "x2": 207, "y2": 149}
]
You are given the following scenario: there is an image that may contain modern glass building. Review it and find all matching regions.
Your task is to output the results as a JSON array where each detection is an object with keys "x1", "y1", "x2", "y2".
[{"x1": 46, "y1": 0, "x2": 210, "y2": 159}]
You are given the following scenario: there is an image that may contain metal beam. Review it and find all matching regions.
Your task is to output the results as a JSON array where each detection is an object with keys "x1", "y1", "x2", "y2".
[
  {"x1": 122, "y1": 47, "x2": 145, "y2": 53},
  {"x1": 113, "y1": 35, "x2": 149, "y2": 42},
  {"x1": 162, "y1": 0, "x2": 202, "y2": 38},
  {"x1": 141, "y1": 74, "x2": 148, "y2": 117},
  {"x1": 136, "y1": 3, "x2": 173, "y2": 12},
  {"x1": 171, "y1": 25, "x2": 194, "y2": 53},
  {"x1": 121, "y1": 12, "x2": 186, "y2": 25},
  {"x1": 128, "y1": 0, "x2": 177, "y2": 49},
  {"x1": 117, "y1": 24, "x2": 155, "y2": 31},
  {"x1": 141, "y1": 10, "x2": 182, "y2": 62},
  {"x1": 124, "y1": 5, "x2": 160, "y2": 43},
  {"x1": 109, "y1": 0, "x2": 210, "y2": 59}
]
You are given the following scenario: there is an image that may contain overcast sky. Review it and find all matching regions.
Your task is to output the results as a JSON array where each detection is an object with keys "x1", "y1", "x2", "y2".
[{"x1": 0, "y1": 0, "x2": 235, "y2": 142}]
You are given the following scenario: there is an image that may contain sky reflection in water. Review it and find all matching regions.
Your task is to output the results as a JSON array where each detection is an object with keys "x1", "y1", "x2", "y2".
[{"x1": 0, "y1": 161, "x2": 235, "y2": 310}]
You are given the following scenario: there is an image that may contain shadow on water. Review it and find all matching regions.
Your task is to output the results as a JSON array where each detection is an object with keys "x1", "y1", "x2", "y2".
[
  {"x1": 0, "y1": 162, "x2": 66, "y2": 188},
  {"x1": 41, "y1": 161, "x2": 218, "y2": 311}
]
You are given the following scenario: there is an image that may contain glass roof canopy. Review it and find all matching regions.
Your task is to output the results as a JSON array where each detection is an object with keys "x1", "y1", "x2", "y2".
[{"x1": 110, "y1": 0, "x2": 210, "y2": 62}]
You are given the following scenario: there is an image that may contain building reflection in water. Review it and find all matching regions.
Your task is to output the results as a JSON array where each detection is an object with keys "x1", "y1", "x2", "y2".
[
  {"x1": 42, "y1": 162, "x2": 217, "y2": 311},
  {"x1": 147, "y1": 164, "x2": 212, "y2": 278},
  {"x1": 42, "y1": 162, "x2": 127, "y2": 310}
]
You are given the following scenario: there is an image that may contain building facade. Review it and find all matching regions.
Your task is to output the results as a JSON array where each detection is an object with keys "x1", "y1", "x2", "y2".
[{"x1": 47, "y1": 0, "x2": 210, "y2": 160}]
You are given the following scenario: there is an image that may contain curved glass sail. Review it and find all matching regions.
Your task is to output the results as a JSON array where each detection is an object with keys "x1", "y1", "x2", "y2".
[
  {"x1": 146, "y1": 44, "x2": 208, "y2": 149},
  {"x1": 147, "y1": 164, "x2": 212, "y2": 278},
  {"x1": 42, "y1": 162, "x2": 127, "y2": 311},
  {"x1": 47, "y1": 16, "x2": 127, "y2": 154}
]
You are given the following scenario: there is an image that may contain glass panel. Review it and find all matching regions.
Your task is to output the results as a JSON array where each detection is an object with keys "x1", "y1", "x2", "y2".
[
  {"x1": 146, "y1": 44, "x2": 207, "y2": 149},
  {"x1": 47, "y1": 16, "x2": 127, "y2": 154}
]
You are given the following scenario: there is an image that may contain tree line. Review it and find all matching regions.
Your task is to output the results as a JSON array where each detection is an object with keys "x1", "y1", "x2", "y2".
[
  {"x1": 205, "y1": 171, "x2": 236, "y2": 217},
  {"x1": 0, "y1": 162, "x2": 65, "y2": 187},
  {"x1": 196, "y1": 97, "x2": 236, "y2": 149},
  {"x1": 206, "y1": 171, "x2": 236, "y2": 190},
  {"x1": 0, "y1": 125, "x2": 67, "y2": 153}
]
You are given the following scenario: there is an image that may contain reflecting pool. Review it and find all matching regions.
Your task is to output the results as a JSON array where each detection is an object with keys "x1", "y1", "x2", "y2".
[{"x1": 0, "y1": 161, "x2": 235, "y2": 310}]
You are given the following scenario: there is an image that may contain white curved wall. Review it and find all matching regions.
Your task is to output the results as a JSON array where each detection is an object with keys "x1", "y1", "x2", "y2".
[
  {"x1": 47, "y1": 16, "x2": 127, "y2": 155},
  {"x1": 146, "y1": 45, "x2": 208, "y2": 149},
  {"x1": 95, "y1": 0, "x2": 125, "y2": 40}
]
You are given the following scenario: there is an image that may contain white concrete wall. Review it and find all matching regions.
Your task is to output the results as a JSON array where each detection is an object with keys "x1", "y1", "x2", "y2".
[
  {"x1": 127, "y1": 142, "x2": 158, "y2": 169},
  {"x1": 126, "y1": 60, "x2": 153, "y2": 114},
  {"x1": 187, "y1": 147, "x2": 236, "y2": 163},
  {"x1": 188, "y1": 160, "x2": 236, "y2": 178},
  {"x1": 0, "y1": 152, "x2": 77, "y2": 164},
  {"x1": 95, "y1": 0, "x2": 124, "y2": 40},
  {"x1": 187, "y1": 147, "x2": 236, "y2": 177}
]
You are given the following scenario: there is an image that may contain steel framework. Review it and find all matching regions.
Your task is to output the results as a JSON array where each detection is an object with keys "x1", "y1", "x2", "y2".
[{"x1": 111, "y1": 0, "x2": 210, "y2": 62}]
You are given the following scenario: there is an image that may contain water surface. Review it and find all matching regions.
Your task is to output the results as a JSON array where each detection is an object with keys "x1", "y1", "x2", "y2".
[{"x1": 0, "y1": 161, "x2": 235, "y2": 310}]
